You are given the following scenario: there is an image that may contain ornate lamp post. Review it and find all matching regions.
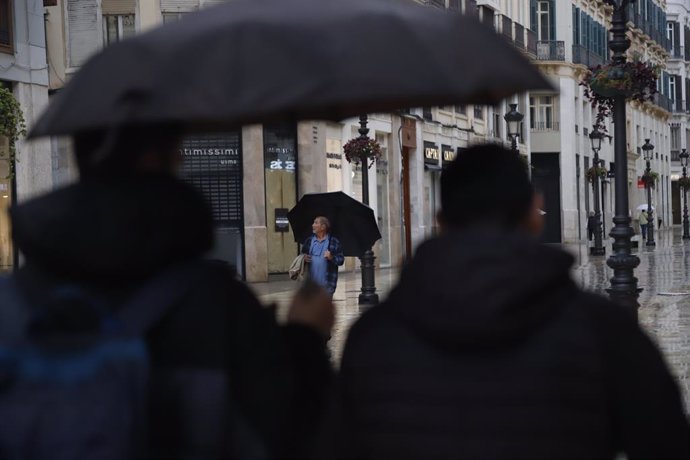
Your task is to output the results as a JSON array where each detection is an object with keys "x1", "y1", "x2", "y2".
[
  {"x1": 642, "y1": 139, "x2": 655, "y2": 247},
  {"x1": 605, "y1": 0, "x2": 641, "y2": 310},
  {"x1": 504, "y1": 103, "x2": 524, "y2": 154},
  {"x1": 356, "y1": 115, "x2": 379, "y2": 305},
  {"x1": 680, "y1": 148, "x2": 690, "y2": 239},
  {"x1": 589, "y1": 126, "x2": 605, "y2": 255}
]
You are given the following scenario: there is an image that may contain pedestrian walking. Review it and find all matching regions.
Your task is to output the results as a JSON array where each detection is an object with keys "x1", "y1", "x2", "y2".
[
  {"x1": 302, "y1": 216, "x2": 345, "y2": 298},
  {"x1": 639, "y1": 209, "x2": 649, "y2": 240},
  {"x1": 0, "y1": 126, "x2": 334, "y2": 460},
  {"x1": 587, "y1": 211, "x2": 596, "y2": 241},
  {"x1": 327, "y1": 144, "x2": 689, "y2": 460}
]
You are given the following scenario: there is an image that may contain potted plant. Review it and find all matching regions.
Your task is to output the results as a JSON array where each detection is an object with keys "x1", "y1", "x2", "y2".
[
  {"x1": 343, "y1": 137, "x2": 382, "y2": 166},
  {"x1": 0, "y1": 87, "x2": 27, "y2": 179},
  {"x1": 580, "y1": 61, "x2": 659, "y2": 133},
  {"x1": 586, "y1": 165, "x2": 608, "y2": 183},
  {"x1": 641, "y1": 171, "x2": 659, "y2": 188}
]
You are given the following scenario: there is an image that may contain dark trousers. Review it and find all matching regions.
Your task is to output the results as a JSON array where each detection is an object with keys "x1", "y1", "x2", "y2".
[{"x1": 641, "y1": 224, "x2": 648, "y2": 239}]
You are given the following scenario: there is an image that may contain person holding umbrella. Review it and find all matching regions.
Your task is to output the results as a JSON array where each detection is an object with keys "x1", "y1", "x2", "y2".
[{"x1": 302, "y1": 216, "x2": 344, "y2": 298}]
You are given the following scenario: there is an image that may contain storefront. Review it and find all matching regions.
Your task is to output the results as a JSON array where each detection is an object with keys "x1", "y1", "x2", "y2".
[
  {"x1": 179, "y1": 132, "x2": 245, "y2": 277},
  {"x1": 0, "y1": 136, "x2": 12, "y2": 272},
  {"x1": 263, "y1": 123, "x2": 298, "y2": 274},
  {"x1": 423, "y1": 141, "x2": 441, "y2": 238}
]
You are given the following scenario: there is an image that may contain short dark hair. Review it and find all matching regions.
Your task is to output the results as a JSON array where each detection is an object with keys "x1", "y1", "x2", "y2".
[
  {"x1": 73, "y1": 124, "x2": 182, "y2": 178},
  {"x1": 440, "y1": 144, "x2": 533, "y2": 230}
]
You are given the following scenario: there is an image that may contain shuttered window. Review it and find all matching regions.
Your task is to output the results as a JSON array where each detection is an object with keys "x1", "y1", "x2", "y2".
[
  {"x1": 0, "y1": 0, "x2": 12, "y2": 54},
  {"x1": 67, "y1": 0, "x2": 100, "y2": 67},
  {"x1": 102, "y1": 0, "x2": 135, "y2": 15},
  {"x1": 160, "y1": 0, "x2": 200, "y2": 13}
]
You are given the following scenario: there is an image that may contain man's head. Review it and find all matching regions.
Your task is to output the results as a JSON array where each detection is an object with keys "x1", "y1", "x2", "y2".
[
  {"x1": 439, "y1": 144, "x2": 543, "y2": 235},
  {"x1": 312, "y1": 216, "x2": 330, "y2": 236},
  {"x1": 73, "y1": 124, "x2": 183, "y2": 179}
]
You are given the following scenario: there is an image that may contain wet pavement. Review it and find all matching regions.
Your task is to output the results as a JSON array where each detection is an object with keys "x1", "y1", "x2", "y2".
[{"x1": 250, "y1": 226, "x2": 690, "y2": 412}]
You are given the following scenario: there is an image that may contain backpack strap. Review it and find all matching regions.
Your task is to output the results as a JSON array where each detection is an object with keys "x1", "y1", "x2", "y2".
[{"x1": 116, "y1": 261, "x2": 222, "y2": 336}]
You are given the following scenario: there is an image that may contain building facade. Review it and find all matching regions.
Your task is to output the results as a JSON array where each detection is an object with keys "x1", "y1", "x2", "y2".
[
  {"x1": 530, "y1": 0, "x2": 672, "y2": 244},
  {"x1": 0, "y1": 0, "x2": 50, "y2": 272},
  {"x1": 665, "y1": 0, "x2": 690, "y2": 224}
]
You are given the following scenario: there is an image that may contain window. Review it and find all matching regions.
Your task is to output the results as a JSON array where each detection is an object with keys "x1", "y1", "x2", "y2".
[
  {"x1": 0, "y1": 0, "x2": 12, "y2": 54},
  {"x1": 529, "y1": 96, "x2": 554, "y2": 130},
  {"x1": 670, "y1": 77, "x2": 676, "y2": 103},
  {"x1": 537, "y1": 1, "x2": 551, "y2": 41},
  {"x1": 422, "y1": 107, "x2": 433, "y2": 121},
  {"x1": 473, "y1": 105, "x2": 483, "y2": 120},
  {"x1": 455, "y1": 105, "x2": 466, "y2": 115},
  {"x1": 103, "y1": 14, "x2": 135, "y2": 46},
  {"x1": 162, "y1": 12, "x2": 188, "y2": 24},
  {"x1": 667, "y1": 22, "x2": 674, "y2": 43}
]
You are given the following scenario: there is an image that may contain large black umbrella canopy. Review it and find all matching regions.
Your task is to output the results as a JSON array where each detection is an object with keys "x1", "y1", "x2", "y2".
[
  {"x1": 288, "y1": 192, "x2": 382, "y2": 258},
  {"x1": 30, "y1": 0, "x2": 553, "y2": 138}
]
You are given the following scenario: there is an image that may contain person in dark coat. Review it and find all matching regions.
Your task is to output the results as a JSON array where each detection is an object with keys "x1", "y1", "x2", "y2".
[
  {"x1": 7, "y1": 126, "x2": 333, "y2": 459},
  {"x1": 329, "y1": 144, "x2": 689, "y2": 460},
  {"x1": 587, "y1": 211, "x2": 596, "y2": 241}
]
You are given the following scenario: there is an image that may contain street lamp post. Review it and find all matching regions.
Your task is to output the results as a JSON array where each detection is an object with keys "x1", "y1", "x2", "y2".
[
  {"x1": 356, "y1": 115, "x2": 379, "y2": 305},
  {"x1": 589, "y1": 126, "x2": 605, "y2": 255},
  {"x1": 642, "y1": 139, "x2": 655, "y2": 247},
  {"x1": 504, "y1": 103, "x2": 524, "y2": 154},
  {"x1": 680, "y1": 148, "x2": 690, "y2": 239},
  {"x1": 605, "y1": 0, "x2": 641, "y2": 310}
]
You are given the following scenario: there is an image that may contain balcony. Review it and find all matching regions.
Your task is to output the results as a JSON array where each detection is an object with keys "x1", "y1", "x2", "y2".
[
  {"x1": 531, "y1": 121, "x2": 560, "y2": 132},
  {"x1": 514, "y1": 23, "x2": 525, "y2": 50},
  {"x1": 674, "y1": 100, "x2": 687, "y2": 113},
  {"x1": 670, "y1": 46, "x2": 685, "y2": 60},
  {"x1": 536, "y1": 41, "x2": 565, "y2": 61},
  {"x1": 500, "y1": 15, "x2": 513, "y2": 41},
  {"x1": 526, "y1": 29, "x2": 537, "y2": 57},
  {"x1": 653, "y1": 93, "x2": 673, "y2": 112},
  {"x1": 672, "y1": 150, "x2": 681, "y2": 162},
  {"x1": 422, "y1": 0, "x2": 445, "y2": 8},
  {"x1": 572, "y1": 44, "x2": 604, "y2": 68}
]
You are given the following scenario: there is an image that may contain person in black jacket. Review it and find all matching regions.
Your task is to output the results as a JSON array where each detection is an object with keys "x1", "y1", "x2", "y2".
[
  {"x1": 330, "y1": 144, "x2": 689, "y2": 460},
  {"x1": 8, "y1": 125, "x2": 333, "y2": 459}
]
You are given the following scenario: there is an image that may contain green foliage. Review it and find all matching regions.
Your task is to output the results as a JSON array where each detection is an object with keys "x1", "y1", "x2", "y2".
[
  {"x1": 580, "y1": 61, "x2": 659, "y2": 134},
  {"x1": 641, "y1": 171, "x2": 659, "y2": 188},
  {"x1": 586, "y1": 165, "x2": 608, "y2": 182},
  {"x1": 0, "y1": 87, "x2": 26, "y2": 178}
]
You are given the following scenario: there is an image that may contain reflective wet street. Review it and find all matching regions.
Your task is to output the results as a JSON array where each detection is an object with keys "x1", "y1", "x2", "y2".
[{"x1": 251, "y1": 226, "x2": 690, "y2": 412}]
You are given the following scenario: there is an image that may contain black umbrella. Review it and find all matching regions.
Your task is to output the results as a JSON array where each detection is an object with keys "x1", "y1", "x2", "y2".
[
  {"x1": 288, "y1": 192, "x2": 381, "y2": 258},
  {"x1": 30, "y1": 0, "x2": 553, "y2": 138}
]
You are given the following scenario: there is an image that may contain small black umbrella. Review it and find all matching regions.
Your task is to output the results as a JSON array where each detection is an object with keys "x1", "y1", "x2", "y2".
[
  {"x1": 30, "y1": 0, "x2": 553, "y2": 138},
  {"x1": 288, "y1": 192, "x2": 381, "y2": 257}
]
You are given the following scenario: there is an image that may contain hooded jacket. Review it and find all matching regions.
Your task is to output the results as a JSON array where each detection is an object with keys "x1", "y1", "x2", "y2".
[
  {"x1": 334, "y1": 229, "x2": 689, "y2": 460},
  {"x1": 7, "y1": 174, "x2": 331, "y2": 459}
]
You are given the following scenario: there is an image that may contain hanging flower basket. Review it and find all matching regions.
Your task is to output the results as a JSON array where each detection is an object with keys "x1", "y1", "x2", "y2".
[
  {"x1": 580, "y1": 61, "x2": 659, "y2": 133},
  {"x1": 678, "y1": 176, "x2": 690, "y2": 189},
  {"x1": 343, "y1": 137, "x2": 382, "y2": 164},
  {"x1": 586, "y1": 165, "x2": 607, "y2": 182},
  {"x1": 641, "y1": 171, "x2": 659, "y2": 188}
]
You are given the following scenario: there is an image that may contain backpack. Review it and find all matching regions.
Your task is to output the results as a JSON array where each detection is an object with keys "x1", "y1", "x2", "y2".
[{"x1": 0, "y1": 262, "x2": 268, "y2": 460}]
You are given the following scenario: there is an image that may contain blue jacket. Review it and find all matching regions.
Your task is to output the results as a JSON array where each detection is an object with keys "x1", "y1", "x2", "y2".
[{"x1": 302, "y1": 235, "x2": 345, "y2": 294}]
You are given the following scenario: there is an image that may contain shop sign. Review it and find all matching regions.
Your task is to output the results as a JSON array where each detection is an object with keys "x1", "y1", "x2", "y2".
[
  {"x1": 327, "y1": 151, "x2": 342, "y2": 170},
  {"x1": 275, "y1": 208, "x2": 290, "y2": 233},
  {"x1": 264, "y1": 125, "x2": 297, "y2": 172},
  {"x1": 442, "y1": 145, "x2": 455, "y2": 165},
  {"x1": 179, "y1": 132, "x2": 243, "y2": 226},
  {"x1": 424, "y1": 141, "x2": 440, "y2": 165},
  {"x1": 402, "y1": 118, "x2": 417, "y2": 148},
  {"x1": 637, "y1": 178, "x2": 645, "y2": 189}
]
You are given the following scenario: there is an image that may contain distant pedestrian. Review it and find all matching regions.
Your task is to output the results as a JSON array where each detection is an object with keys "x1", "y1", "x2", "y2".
[
  {"x1": 639, "y1": 209, "x2": 649, "y2": 239},
  {"x1": 327, "y1": 144, "x2": 690, "y2": 460},
  {"x1": 587, "y1": 211, "x2": 596, "y2": 241},
  {"x1": 302, "y1": 216, "x2": 345, "y2": 298}
]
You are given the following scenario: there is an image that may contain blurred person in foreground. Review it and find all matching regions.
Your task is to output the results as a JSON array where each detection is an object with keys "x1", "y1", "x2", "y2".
[
  {"x1": 329, "y1": 144, "x2": 689, "y2": 460},
  {"x1": 0, "y1": 125, "x2": 333, "y2": 459}
]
